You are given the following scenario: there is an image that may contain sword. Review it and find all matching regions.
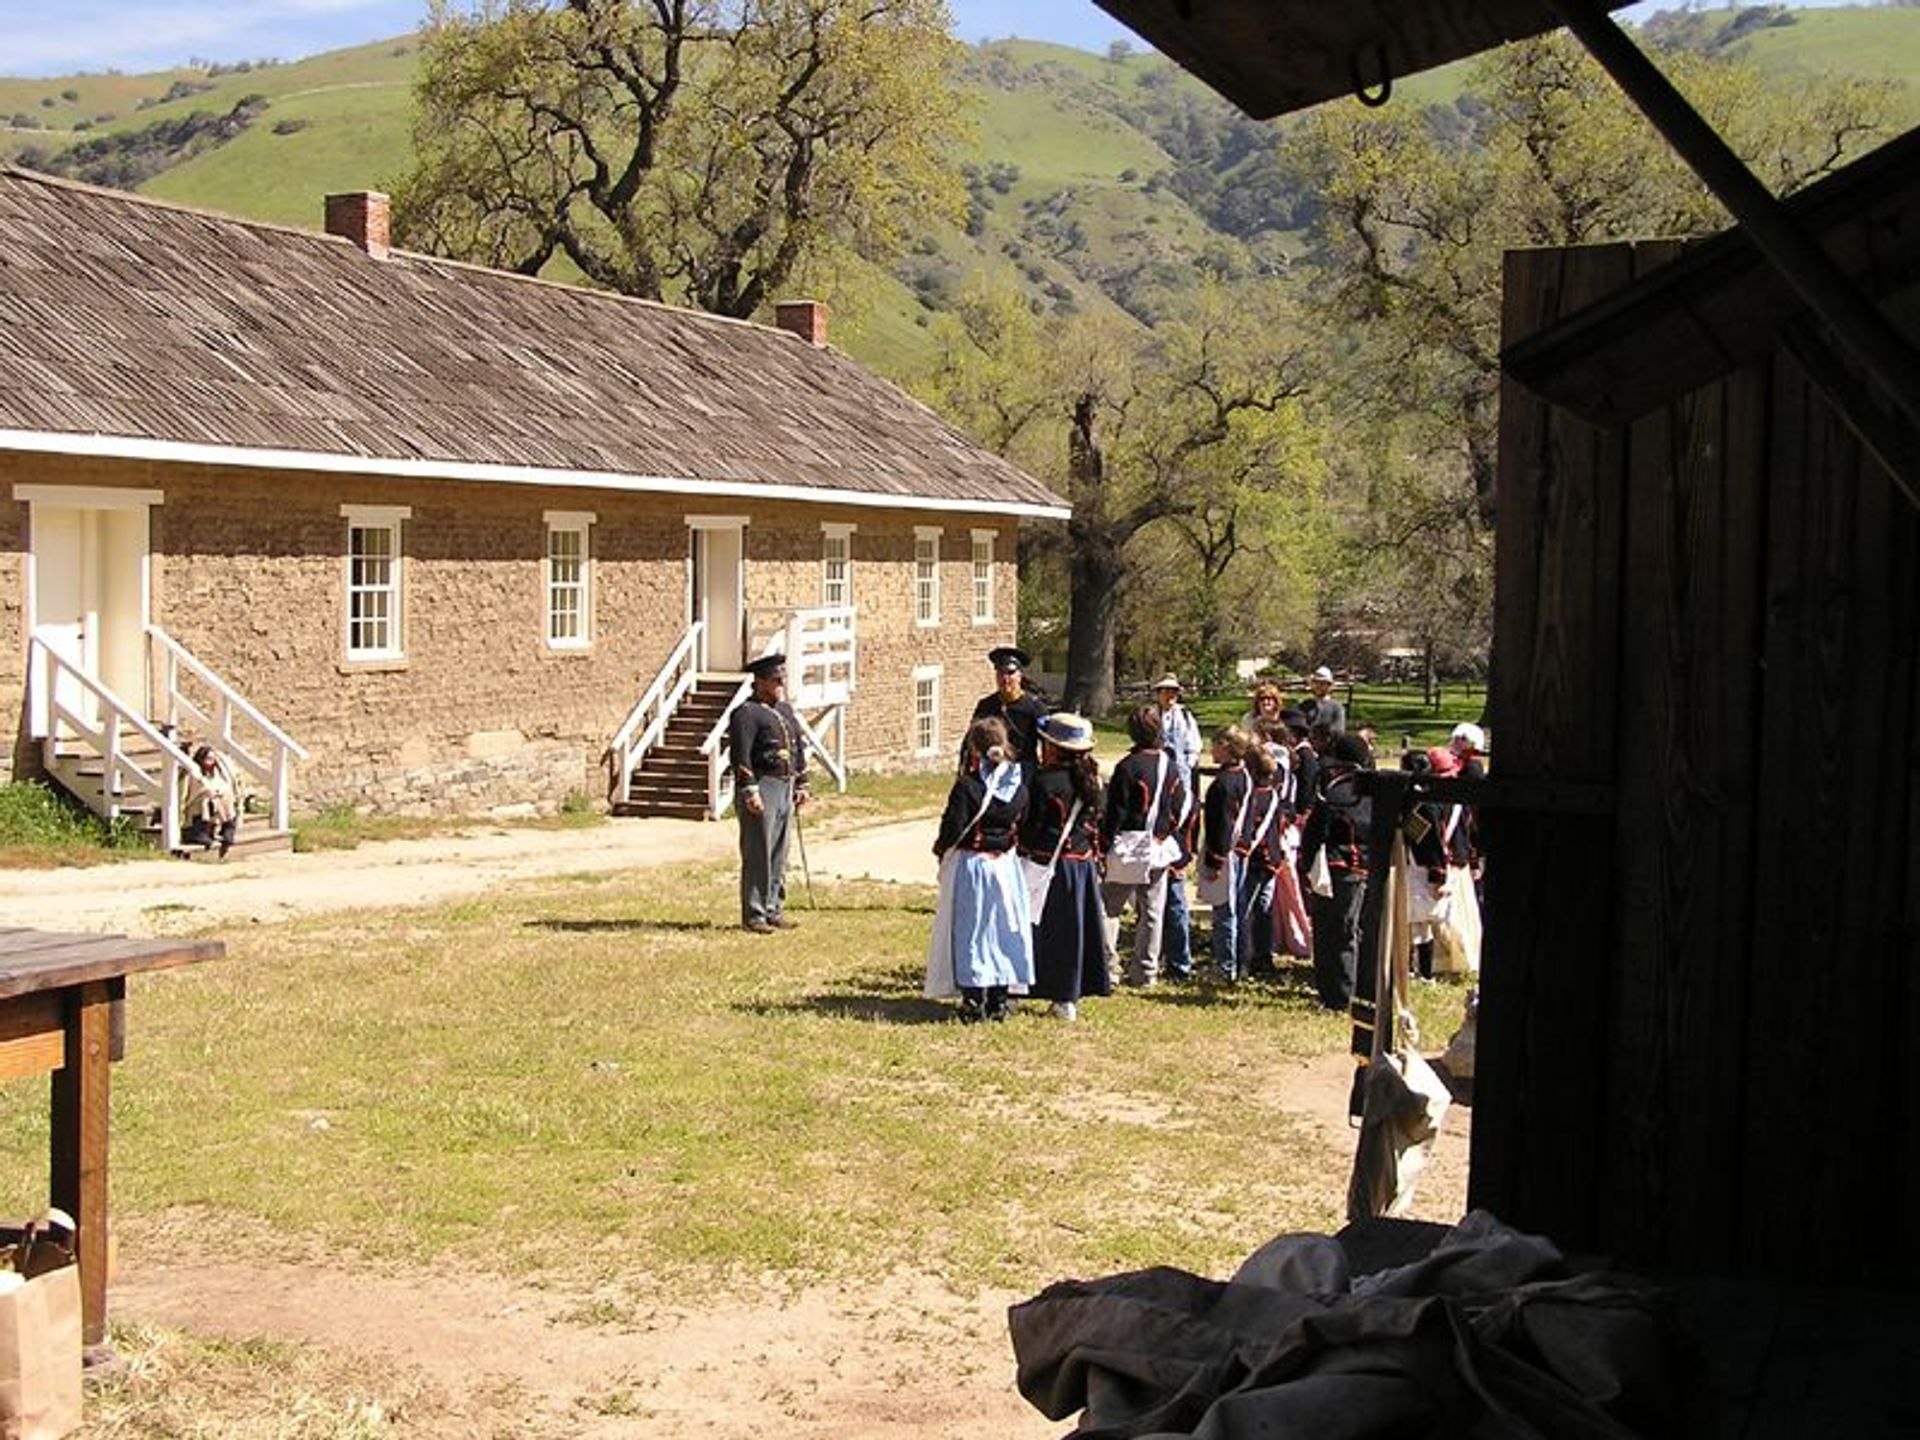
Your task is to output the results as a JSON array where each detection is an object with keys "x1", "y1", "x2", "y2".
[{"x1": 794, "y1": 792, "x2": 817, "y2": 909}]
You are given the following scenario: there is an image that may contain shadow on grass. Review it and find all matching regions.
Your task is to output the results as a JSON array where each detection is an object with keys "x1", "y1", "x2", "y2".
[
  {"x1": 785, "y1": 901, "x2": 936, "y2": 917},
  {"x1": 524, "y1": 918, "x2": 722, "y2": 934},
  {"x1": 745, "y1": 992, "x2": 957, "y2": 1025},
  {"x1": 738, "y1": 964, "x2": 954, "y2": 1025}
]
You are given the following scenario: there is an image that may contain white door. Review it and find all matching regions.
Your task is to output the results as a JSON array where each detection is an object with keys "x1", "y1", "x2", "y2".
[
  {"x1": 31, "y1": 505, "x2": 149, "y2": 733},
  {"x1": 691, "y1": 526, "x2": 745, "y2": 671}
]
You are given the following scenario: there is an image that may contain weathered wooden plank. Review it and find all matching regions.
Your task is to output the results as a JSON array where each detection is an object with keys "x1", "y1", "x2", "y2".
[
  {"x1": 0, "y1": 991, "x2": 64, "y2": 1081},
  {"x1": 1666, "y1": 358, "x2": 1768, "y2": 1275},
  {"x1": 1743, "y1": 350, "x2": 1851, "y2": 1281},
  {"x1": 1473, "y1": 242, "x2": 1632, "y2": 1251},
  {"x1": 1817, "y1": 382, "x2": 1915, "y2": 1283},
  {"x1": 49, "y1": 980, "x2": 112, "y2": 1347},
  {"x1": 1599, "y1": 391, "x2": 1677, "y2": 1268},
  {"x1": 0, "y1": 936, "x2": 223, "y2": 1000}
]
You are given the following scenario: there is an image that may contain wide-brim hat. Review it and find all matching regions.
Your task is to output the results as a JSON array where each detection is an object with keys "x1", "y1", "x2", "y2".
[
  {"x1": 1037, "y1": 712, "x2": 1095, "y2": 752},
  {"x1": 1311, "y1": 665, "x2": 1335, "y2": 682},
  {"x1": 1451, "y1": 722, "x2": 1486, "y2": 753},
  {"x1": 1425, "y1": 745, "x2": 1460, "y2": 776},
  {"x1": 989, "y1": 645, "x2": 1031, "y2": 674},
  {"x1": 746, "y1": 653, "x2": 787, "y2": 681},
  {"x1": 1152, "y1": 673, "x2": 1182, "y2": 692}
]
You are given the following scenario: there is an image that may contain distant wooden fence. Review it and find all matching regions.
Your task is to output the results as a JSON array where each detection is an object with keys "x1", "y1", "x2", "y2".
[{"x1": 1474, "y1": 239, "x2": 1920, "y2": 1287}]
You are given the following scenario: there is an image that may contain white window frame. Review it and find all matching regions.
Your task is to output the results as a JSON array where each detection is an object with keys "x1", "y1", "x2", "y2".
[
  {"x1": 912, "y1": 664, "x2": 943, "y2": 758},
  {"x1": 341, "y1": 504, "x2": 410, "y2": 662},
  {"x1": 544, "y1": 509, "x2": 596, "y2": 651},
  {"x1": 970, "y1": 528, "x2": 996, "y2": 625},
  {"x1": 914, "y1": 526, "x2": 942, "y2": 628},
  {"x1": 821, "y1": 522, "x2": 855, "y2": 609}
]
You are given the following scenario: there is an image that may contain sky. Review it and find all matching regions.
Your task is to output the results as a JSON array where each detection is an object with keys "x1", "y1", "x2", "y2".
[{"x1": 0, "y1": 0, "x2": 1869, "y2": 78}]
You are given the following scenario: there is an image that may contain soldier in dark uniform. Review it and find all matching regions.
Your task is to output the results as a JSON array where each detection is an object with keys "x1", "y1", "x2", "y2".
[
  {"x1": 726, "y1": 654, "x2": 809, "y2": 934},
  {"x1": 968, "y1": 646, "x2": 1049, "y2": 766}
]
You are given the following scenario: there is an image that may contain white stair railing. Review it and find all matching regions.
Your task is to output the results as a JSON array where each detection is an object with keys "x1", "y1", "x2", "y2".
[
  {"x1": 764, "y1": 605, "x2": 856, "y2": 707},
  {"x1": 697, "y1": 678, "x2": 756, "y2": 820},
  {"x1": 610, "y1": 621, "x2": 705, "y2": 806},
  {"x1": 29, "y1": 633, "x2": 193, "y2": 851},
  {"x1": 149, "y1": 626, "x2": 309, "y2": 834}
]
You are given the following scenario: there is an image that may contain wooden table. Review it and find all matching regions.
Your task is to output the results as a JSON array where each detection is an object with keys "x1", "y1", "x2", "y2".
[{"x1": 0, "y1": 927, "x2": 222, "y2": 1346}]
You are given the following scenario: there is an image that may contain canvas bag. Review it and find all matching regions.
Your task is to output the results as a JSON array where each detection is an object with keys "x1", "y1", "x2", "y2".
[
  {"x1": 1195, "y1": 784, "x2": 1249, "y2": 908},
  {"x1": 0, "y1": 1213, "x2": 81, "y2": 1440},
  {"x1": 1105, "y1": 753, "x2": 1169, "y2": 886},
  {"x1": 1347, "y1": 836, "x2": 1452, "y2": 1222},
  {"x1": 1020, "y1": 800, "x2": 1082, "y2": 920}
]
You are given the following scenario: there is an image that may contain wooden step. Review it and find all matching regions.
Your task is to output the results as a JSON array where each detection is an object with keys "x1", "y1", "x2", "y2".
[
  {"x1": 611, "y1": 798, "x2": 714, "y2": 821},
  {"x1": 142, "y1": 817, "x2": 292, "y2": 863}
]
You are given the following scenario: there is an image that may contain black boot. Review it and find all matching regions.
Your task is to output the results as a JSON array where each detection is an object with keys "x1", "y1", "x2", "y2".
[
  {"x1": 958, "y1": 988, "x2": 985, "y2": 1024},
  {"x1": 984, "y1": 985, "x2": 1011, "y2": 1021}
]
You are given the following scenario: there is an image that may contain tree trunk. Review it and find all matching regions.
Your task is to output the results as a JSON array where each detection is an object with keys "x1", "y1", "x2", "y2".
[
  {"x1": 1063, "y1": 526, "x2": 1124, "y2": 716},
  {"x1": 1061, "y1": 392, "x2": 1122, "y2": 716}
]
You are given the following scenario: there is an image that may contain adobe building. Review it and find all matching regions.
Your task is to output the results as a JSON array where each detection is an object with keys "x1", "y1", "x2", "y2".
[{"x1": 0, "y1": 169, "x2": 1068, "y2": 847}]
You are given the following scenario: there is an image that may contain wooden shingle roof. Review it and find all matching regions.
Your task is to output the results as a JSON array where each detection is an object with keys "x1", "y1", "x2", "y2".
[{"x1": 0, "y1": 167, "x2": 1067, "y2": 517}]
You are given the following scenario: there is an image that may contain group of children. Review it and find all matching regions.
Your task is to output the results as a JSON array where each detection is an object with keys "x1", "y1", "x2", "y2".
[{"x1": 921, "y1": 685, "x2": 1485, "y2": 1024}]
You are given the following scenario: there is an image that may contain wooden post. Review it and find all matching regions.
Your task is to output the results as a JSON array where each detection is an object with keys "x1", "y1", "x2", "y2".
[{"x1": 49, "y1": 981, "x2": 112, "y2": 1347}]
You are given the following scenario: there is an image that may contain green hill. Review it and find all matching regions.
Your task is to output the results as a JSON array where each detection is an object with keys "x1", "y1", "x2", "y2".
[{"x1": 4, "y1": 10, "x2": 1917, "y2": 381}]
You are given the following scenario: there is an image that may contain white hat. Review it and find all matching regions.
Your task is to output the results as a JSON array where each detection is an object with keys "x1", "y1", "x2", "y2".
[
  {"x1": 1152, "y1": 674, "x2": 1182, "y2": 692},
  {"x1": 1451, "y1": 722, "x2": 1486, "y2": 752},
  {"x1": 1311, "y1": 665, "x2": 1334, "y2": 682}
]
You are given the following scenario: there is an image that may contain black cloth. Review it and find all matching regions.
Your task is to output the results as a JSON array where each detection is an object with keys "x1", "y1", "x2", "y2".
[
  {"x1": 1310, "y1": 875, "x2": 1366, "y2": 1011},
  {"x1": 934, "y1": 768, "x2": 1027, "y2": 856},
  {"x1": 1030, "y1": 856, "x2": 1111, "y2": 1003},
  {"x1": 968, "y1": 687, "x2": 1049, "y2": 763},
  {"x1": 1237, "y1": 783, "x2": 1287, "y2": 875},
  {"x1": 1019, "y1": 766, "x2": 1102, "y2": 862},
  {"x1": 1289, "y1": 744, "x2": 1319, "y2": 824},
  {"x1": 1100, "y1": 747, "x2": 1187, "y2": 852},
  {"x1": 726, "y1": 697, "x2": 808, "y2": 785},
  {"x1": 1300, "y1": 766, "x2": 1373, "y2": 881},
  {"x1": 1202, "y1": 764, "x2": 1249, "y2": 867},
  {"x1": 1008, "y1": 1211, "x2": 1691, "y2": 1440}
]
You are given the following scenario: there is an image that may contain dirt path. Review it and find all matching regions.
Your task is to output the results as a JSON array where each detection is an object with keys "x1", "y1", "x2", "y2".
[{"x1": 19, "y1": 815, "x2": 1468, "y2": 1435}]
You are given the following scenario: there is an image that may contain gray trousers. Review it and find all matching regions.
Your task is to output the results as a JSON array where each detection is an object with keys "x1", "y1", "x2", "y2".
[
  {"x1": 1102, "y1": 867, "x2": 1169, "y2": 984},
  {"x1": 738, "y1": 776, "x2": 794, "y2": 925}
]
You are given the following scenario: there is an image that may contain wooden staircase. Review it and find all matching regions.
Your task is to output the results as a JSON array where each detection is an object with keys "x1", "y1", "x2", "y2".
[
  {"x1": 45, "y1": 741, "x2": 294, "y2": 861},
  {"x1": 611, "y1": 678, "x2": 742, "y2": 821}
]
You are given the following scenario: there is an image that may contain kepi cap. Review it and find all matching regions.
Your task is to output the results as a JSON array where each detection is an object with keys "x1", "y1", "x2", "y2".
[
  {"x1": 746, "y1": 653, "x2": 788, "y2": 682},
  {"x1": 988, "y1": 645, "x2": 1031, "y2": 674},
  {"x1": 1037, "y1": 712, "x2": 1096, "y2": 752}
]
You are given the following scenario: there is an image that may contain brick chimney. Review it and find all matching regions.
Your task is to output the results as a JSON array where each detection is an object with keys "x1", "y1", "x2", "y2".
[
  {"x1": 775, "y1": 299, "x2": 828, "y2": 347},
  {"x1": 324, "y1": 190, "x2": 391, "y2": 260}
]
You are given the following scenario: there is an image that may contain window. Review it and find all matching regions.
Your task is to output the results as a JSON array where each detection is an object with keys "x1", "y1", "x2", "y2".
[
  {"x1": 971, "y1": 529, "x2": 995, "y2": 624},
  {"x1": 342, "y1": 505, "x2": 409, "y2": 660},
  {"x1": 914, "y1": 526, "x2": 941, "y2": 627},
  {"x1": 545, "y1": 510, "x2": 595, "y2": 649},
  {"x1": 913, "y1": 665, "x2": 942, "y2": 757},
  {"x1": 821, "y1": 523, "x2": 854, "y2": 608}
]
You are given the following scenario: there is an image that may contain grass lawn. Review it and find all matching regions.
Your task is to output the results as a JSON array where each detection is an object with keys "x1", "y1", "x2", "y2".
[{"x1": 0, "y1": 859, "x2": 1467, "y2": 1302}]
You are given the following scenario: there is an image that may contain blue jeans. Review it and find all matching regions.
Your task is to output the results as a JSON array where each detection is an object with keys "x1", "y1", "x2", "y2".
[
  {"x1": 1162, "y1": 871, "x2": 1194, "y2": 978},
  {"x1": 1208, "y1": 855, "x2": 1244, "y2": 978}
]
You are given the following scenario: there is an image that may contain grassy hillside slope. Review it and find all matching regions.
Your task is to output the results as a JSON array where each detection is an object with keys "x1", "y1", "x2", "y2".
[{"x1": 4, "y1": 11, "x2": 1916, "y2": 380}]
